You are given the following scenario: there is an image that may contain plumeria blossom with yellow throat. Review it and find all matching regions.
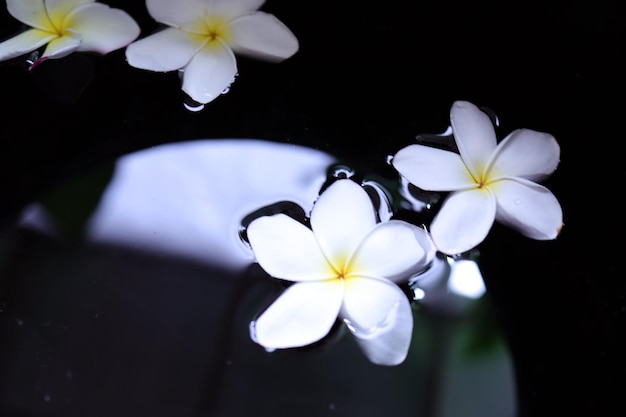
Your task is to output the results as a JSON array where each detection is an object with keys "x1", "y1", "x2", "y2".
[
  {"x1": 245, "y1": 178, "x2": 437, "y2": 366},
  {"x1": 125, "y1": 0, "x2": 299, "y2": 106},
  {"x1": 0, "y1": 0, "x2": 140, "y2": 69},
  {"x1": 392, "y1": 100, "x2": 563, "y2": 256}
]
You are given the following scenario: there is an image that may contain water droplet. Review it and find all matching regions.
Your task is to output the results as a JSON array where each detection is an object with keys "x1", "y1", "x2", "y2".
[
  {"x1": 408, "y1": 254, "x2": 450, "y2": 290},
  {"x1": 343, "y1": 318, "x2": 356, "y2": 333},
  {"x1": 238, "y1": 226, "x2": 250, "y2": 245},
  {"x1": 221, "y1": 73, "x2": 238, "y2": 95},
  {"x1": 183, "y1": 97, "x2": 205, "y2": 112},
  {"x1": 479, "y1": 106, "x2": 500, "y2": 127},
  {"x1": 398, "y1": 177, "x2": 440, "y2": 213},
  {"x1": 514, "y1": 199, "x2": 521, "y2": 206},
  {"x1": 413, "y1": 287, "x2": 426, "y2": 300},
  {"x1": 362, "y1": 179, "x2": 393, "y2": 222},
  {"x1": 25, "y1": 50, "x2": 39, "y2": 67},
  {"x1": 249, "y1": 321, "x2": 258, "y2": 343},
  {"x1": 329, "y1": 164, "x2": 354, "y2": 179},
  {"x1": 415, "y1": 126, "x2": 457, "y2": 152},
  {"x1": 43, "y1": 393, "x2": 51, "y2": 402},
  {"x1": 16, "y1": 318, "x2": 24, "y2": 327},
  {"x1": 250, "y1": 320, "x2": 275, "y2": 351}
]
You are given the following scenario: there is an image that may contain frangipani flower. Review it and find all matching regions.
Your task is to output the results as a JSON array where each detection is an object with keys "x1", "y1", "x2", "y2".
[
  {"x1": 0, "y1": 0, "x2": 140, "y2": 68},
  {"x1": 392, "y1": 100, "x2": 563, "y2": 256},
  {"x1": 125, "y1": 0, "x2": 299, "y2": 106},
  {"x1": 246, "y1": 179, "x2": 436, "y2": 366}
]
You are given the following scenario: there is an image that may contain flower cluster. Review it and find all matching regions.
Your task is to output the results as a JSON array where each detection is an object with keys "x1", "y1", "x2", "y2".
[
  {"x1": 244, "y1": 100, "x2": 563, "y2": 365},
  {"x1": 1, "y1": 0, "x2": 564, "y2": 366},
  {"x1": 0, "y1": 0, "x2": 298, "y2": 106}
]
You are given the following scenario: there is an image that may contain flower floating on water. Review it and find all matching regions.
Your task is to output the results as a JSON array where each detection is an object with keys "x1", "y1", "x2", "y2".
[
  {"x1": 392, "y1": 100, "x2": 563, "y2": 256},
  {"x1": 125, "y1": 0, "x2": 299, "y2": 107},
  {"x1": 0, "y1": 0, "x2": 140, "y2": 69},
  {"x1": 245, "y1": 178, "x2": 436, "y2": 365}
]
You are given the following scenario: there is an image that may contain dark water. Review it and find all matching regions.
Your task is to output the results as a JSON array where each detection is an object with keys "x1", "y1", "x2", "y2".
[
  {"x1": 0, "y1": 140, "x2": 515, "y2": 417},
  {"x1": 1, "y1": 1, "x2": 624, "y2": 416}
]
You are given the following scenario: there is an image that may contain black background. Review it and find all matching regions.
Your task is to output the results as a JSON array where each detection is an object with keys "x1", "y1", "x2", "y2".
[{"x1": 1, "y1": 1, "x2": 625, "y2": 416}]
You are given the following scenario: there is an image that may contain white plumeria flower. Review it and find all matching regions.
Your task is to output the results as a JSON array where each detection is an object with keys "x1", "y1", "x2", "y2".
[
  {"x1": 125, "y1": 0, "x2": 299, "y2": 106},
  {"x1": 246, "y1": 179, "x2": 436, "y2": 366},
  {"x1": 0, "y1": 0, "x2": 140, "y2": 68},
  {"x1": 392, "y1": 100, "x2": 563, "y2": 256}
]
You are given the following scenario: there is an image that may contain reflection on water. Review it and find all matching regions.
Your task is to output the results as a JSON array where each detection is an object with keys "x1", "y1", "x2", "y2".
[
  {"x1": 87, "y1": 139, "x2": 335, "y2": 271},
  {"x1": 0, "y1": 139, "x2": 516, "y2": 417}
]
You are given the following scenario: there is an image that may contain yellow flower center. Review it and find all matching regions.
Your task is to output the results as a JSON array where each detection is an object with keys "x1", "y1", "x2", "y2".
[
  {"x1": 187, "y1": 16, "x2": 233, "y2": 47},
  {"x1": 472, "y1": 161, "x2": 497, "y2": 190},
  {"x1": 33, "y1": 9, "x2": 65, "y2": 37},
  {"x1": 327, "y1": 252, "x2": 356, "y2": 283}
]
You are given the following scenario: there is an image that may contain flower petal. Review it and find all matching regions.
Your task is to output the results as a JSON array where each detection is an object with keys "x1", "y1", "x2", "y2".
[
  {"x1": 145, "y1": 0, "x2": 208, "y2": 28},
  {"x1": 211, "y1": 0, "x2": 265, "y2": 18},
  {"x1": 341, "y1": 277, "x2": 413, "y2": 365},
  {"x1": 350, "y1": 304, "x2": 413, "y2": 366},
  {"x1": 489, "y1": 128, "x2": 561, "y2": 182},
  {"x1": 450, "y1": 100, "x2": 498, "y2": 177},
  {"x1": 6, "y1": 0, "x2": 54, "y2": 31},
  {"x1": 181, "y1": 41, "x2": 238, "y2": 104},
  {"x1": 43, "y1": 0, "x2": 91, "y2": 28},
  {"x1": 0, "y1": 29, "x2": 56, "y2": 62},
  {"x1": 431, "y1": 189, "x2": 496, "y2": 255},
  {"x1": 310, "y1": 179, "x2": 377, "y2": 269},
  {"x1": 252, "y1": 280, "x2": 343, "y2": 349},
  {"x1": 41, "y1": 29, "x2": 82, "y2": 60},
  {"x1": 67, "y1": 3, "x2": 140, "y2": 54},
  {"x1": 493, "y1": 178, "x2": 563, "y2": 240},
  {"x1": 392, "y1": 144, "x2": 475, "y2": 191},
  {"x1": 342, "y1": 277, "x2": 407, "y2": 334},
  {"x1": 349, "y1": 220, "x2": 435, "y2": 283},
  {"x1": 230, "y1": 12, "x2": 299, "y2": 62},
  {"x1": 126, "y1": 28, "x2": 202, "y2": 72},
  {"x1": 246, "y1": 214, "x2": 333, "y2": 282},
  {"x1": 46, "y1": 0, "x2": 94, "y2": 13},
  {"x1": 146, "y1": 0, "x2": 259, "y2": 29}
]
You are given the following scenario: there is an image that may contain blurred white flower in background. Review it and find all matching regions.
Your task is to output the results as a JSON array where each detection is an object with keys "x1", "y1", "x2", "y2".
[
  {"x1": 392, "y1": 100, "x2": 563, "y2": 256},
  {"x1": 0, "y1": 0, "x2": 140, "y2": 68},
  {"x1": 125, "y1": 0, "x2": 299, "y2": 107}
]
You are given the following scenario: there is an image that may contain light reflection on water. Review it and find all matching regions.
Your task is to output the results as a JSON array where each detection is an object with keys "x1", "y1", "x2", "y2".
[
  {"x1": 2, "y1": 139, "x2": 516, "y2": 417},
  {"x1": 85, "y1": 139, "x2": 336, "y2": 271}
]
